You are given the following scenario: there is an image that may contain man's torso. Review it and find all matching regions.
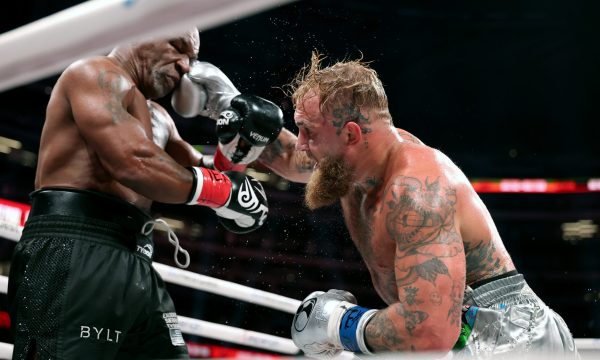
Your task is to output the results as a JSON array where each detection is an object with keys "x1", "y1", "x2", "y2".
[
  {"x1": 341, "y1": 131, "x2": 515, "y2": 304},
  {"x1": 35, "y1": 57, "x2": 172, "y2": 211}
]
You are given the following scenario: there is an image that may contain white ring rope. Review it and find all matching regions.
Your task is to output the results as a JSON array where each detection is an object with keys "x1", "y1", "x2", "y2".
[
  {"x1": 0, "y1": 0, "x2": 296, "y2": 92},
  {"x1": 153, "y1": 263, "x2": 300, "y2": 314}
]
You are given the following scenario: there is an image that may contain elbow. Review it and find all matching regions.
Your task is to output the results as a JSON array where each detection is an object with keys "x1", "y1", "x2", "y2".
[
  {"x1": 103, "y1": 152, "x2": 147, "y2": 186},
  {"x1": 111, "y1": 163, "x2": 142, "y2": 186},
  {"x1": 417, "y1": 322, "x2": 461, "y2": 352}
]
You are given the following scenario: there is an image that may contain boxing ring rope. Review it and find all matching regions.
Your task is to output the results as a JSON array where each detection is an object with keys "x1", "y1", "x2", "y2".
[
  {"x1": 0, "y1": 0, "x2": 296, "y2": 92},
  {"x1": 153, "y1": 263, "x2": 300, "y2": 314}
]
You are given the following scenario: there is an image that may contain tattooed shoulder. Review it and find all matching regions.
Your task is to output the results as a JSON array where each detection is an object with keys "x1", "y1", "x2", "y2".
[{"x1": 97, "y1": 69, "x2": 133, "y2": 124}]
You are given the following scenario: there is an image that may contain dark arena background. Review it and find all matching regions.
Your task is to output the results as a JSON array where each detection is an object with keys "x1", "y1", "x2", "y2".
[{"x1": 0, "y1": 0, "x2": 599, "y2": 358}]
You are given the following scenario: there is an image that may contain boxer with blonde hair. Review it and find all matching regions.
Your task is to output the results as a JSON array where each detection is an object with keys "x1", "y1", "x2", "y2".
[{"x1": 256, "y1": 52, "x2": 578, "y2": 358}]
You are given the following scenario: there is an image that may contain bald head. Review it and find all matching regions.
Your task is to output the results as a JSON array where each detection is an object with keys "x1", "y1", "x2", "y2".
[
  {"x1": 186, "y1": 28, "x2": 200, "y2": 56},
  {"x1": 108, "y1": 27, "x2": 200, "y2": 99}
]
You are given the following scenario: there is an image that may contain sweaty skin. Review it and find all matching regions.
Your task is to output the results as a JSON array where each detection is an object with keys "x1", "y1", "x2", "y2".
[
  {"x1": 35, "y1": 33, "x2": 202, "y2": 212},
  {"x1": 259, "y1": 93, "x2": 515, "y2": 352}
]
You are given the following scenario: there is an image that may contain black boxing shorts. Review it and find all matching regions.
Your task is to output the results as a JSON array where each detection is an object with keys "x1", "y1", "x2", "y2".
[{"x1": 8, "y1": 188, "x2": 189, "y2": 359}]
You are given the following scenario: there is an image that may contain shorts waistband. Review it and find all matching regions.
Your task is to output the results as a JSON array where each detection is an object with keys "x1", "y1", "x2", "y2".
[
  {"x1": 29, "y1": 187, "x2": 152, "y2": 233},
  {"x1": 470, "y1": 270, "x2": 519, "y2": 289},
  {"x1": 467, "y1": 274, "x2": 541, "y2": 308}
]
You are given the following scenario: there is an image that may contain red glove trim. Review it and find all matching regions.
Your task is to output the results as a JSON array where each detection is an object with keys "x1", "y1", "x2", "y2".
[
  {"x1": 213, "y1": 145, "x2": 247, "y2": 172},
  {"x1": 187, "y1": 167, "x2": 232, "y2": 208}
]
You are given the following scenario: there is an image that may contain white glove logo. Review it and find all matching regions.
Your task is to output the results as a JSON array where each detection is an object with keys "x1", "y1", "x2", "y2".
[
  {"x1": 293, "y1": 298, "x2": 317, "y2": 332},
  {"x1": 217, "y1": 110, "x2": 235, "y2": 126},
  {"x1": 238, "y1": 177, "x2": 268, "y2": 226}
]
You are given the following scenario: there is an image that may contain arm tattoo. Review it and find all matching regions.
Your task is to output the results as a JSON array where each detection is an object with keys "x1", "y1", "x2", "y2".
[
  {"x1": 366, "y1": 176, "x2": 465, "y2": 350},
  {"x1": 260, "y1": 138, "x2": 287, "y2": 164},
  {"x1": 403, "y1": 286, "x2": 423, "y2": 306},
  {"x1": 365, "y1": 177, "x2": 383, "y2": 190},
  {"x1": 260, "y1": 138, "x2": 314, "y2": 173},
  {"x1": 464, "y1": 240, "x2": 509, "y2": 284},
  {"x1": 368, "y1": 311, "x2": 406, "y2": 349},
  {"x1": 385, "y1": 176, "x2": 462, "y2": 288},
  {"x1": 368, "y1": 303, "x2": 428, "y2": 350},
  {"x1": 98, "y1": 70, "x2": 130, "y2": 124},
  {"x1": 398, "y1": 306, "x2": 429, "y2": 336},
  {"x1": 447, "y1": 276, "x2": 465, "y2": 326}
]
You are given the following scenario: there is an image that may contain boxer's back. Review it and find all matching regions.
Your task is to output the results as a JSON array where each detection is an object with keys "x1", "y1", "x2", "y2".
[
  {"x1": 35, "y1": 57, "x2": 154, "y2": 210},
  {"x1": 445, "y1": 157, "x2": 517, "y2": 286}
]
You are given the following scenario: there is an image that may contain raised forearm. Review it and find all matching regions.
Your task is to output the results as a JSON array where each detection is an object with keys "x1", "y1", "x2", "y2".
[
  {"x1": 165, "y1": 139, "x2": 203, "y2": 168},
  {"x1": 258, "y1": 128, "x2": 313, "y2": 183}
]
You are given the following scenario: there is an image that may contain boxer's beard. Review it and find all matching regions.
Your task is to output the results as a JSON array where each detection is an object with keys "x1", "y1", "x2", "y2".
[
  {"x1": 304, "y1": 155, "x2": 354, "y2": 210},
  {"x1": 151, "y1": 71, "x2": 170, "y2": 98}
]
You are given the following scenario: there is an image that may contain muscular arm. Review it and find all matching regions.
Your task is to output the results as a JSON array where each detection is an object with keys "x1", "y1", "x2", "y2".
[
  {"x1": 365, "y1": 175, "x2": 465, "y2": 352},
  {"x1": 65, "y1": 63, "x2": 194, "y2": 203},
  {"x1": 258, "y1": 128, "x2": 314, "y2": 183}
]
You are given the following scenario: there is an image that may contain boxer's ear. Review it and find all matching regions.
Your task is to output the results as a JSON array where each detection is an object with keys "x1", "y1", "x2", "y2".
[{"x1": 343, "y1": 121, "x2": 362, "y2": 146}]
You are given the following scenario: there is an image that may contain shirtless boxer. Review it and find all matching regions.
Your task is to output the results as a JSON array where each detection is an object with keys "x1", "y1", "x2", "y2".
[
  {"x1": 179, "y1": 53, "x2": 579, "y2": 358},
  {"x1": 275, "y1": 54, "x2": 579, "y2": 358},
  {"x1": 8, "y1": 29, "x2": 282, "y2": 359}
]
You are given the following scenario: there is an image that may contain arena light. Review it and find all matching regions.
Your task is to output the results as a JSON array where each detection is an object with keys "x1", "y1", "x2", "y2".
[
  {"x1": 0, "y1": 198, "x2": 29, "y2": 228},
  {"x1": 561, "y1": 220, "x2": 599, "y2": 242},
  {"x1": 588, "y1": 178, "x2": 600, "y2": 191},
  {"x1": 0, "y1": 136, "x2": 21, "y2": 150},
  {"x1": 471, "y1": 178, "x2": 598, "y2": 193}
]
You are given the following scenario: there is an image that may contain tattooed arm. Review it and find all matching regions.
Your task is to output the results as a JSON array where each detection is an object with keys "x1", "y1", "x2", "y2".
[
  {"x1": 258, "y1": 128, "x2": 314, "y2": 183},
  {"x1": 365, "y1": 175, "x2": 466, "y2": 351}
]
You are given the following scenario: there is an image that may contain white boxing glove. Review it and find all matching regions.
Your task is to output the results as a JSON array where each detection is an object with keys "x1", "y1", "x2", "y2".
[
  {"x1": 171, "y1": 61, "x2": 241, "y2": 119},
  {"x1": 291, "y1": 289, "x2": 378, "y2": 359}
]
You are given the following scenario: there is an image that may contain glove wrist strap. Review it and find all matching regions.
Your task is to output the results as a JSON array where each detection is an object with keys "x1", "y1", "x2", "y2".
[
  {"x1": 339, "y1": 306, "x2": 378, "y2": 353},
  {"x1": 186, "y1": 167, "x2": 231, "y2": 207}
]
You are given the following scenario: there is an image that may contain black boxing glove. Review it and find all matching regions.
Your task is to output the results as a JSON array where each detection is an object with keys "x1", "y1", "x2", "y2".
[
  {"x1": 213, "y1": 171, "x2": 269, "y2": 234},
  {"x1": 213, "y1": 94, "x2": 283, "y2": 171}
]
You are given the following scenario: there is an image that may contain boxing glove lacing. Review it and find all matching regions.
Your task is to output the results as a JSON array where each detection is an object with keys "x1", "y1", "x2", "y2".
[{"x1": 141, "y1": 219, "x2": 190, "y2": 268}]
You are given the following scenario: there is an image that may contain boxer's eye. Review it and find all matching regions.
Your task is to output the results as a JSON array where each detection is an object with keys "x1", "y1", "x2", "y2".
[{"x1": 169, "y1": 40, "x2": 181, "y2": 52}]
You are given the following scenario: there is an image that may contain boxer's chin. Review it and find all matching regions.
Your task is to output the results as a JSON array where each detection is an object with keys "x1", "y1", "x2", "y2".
[
  {"x1": 149, "y1": 72, "x2": 170, "y2": 99},
  {"x1": 304, "y1": 155, "x2": 353, "y2": 210}
]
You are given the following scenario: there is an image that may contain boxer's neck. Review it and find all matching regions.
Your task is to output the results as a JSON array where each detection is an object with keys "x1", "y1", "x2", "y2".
[
  {"x1": 107, "y1": 50, "x2": 142, "y2": 94},
  {"x1": 348, "y1": 123, "x2": 401, "y2": 193}
]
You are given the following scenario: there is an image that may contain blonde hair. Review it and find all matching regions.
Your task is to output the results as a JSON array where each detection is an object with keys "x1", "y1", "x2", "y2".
[{"x1": 288, "y1": 52, "x2": 390, "y2": 119}]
